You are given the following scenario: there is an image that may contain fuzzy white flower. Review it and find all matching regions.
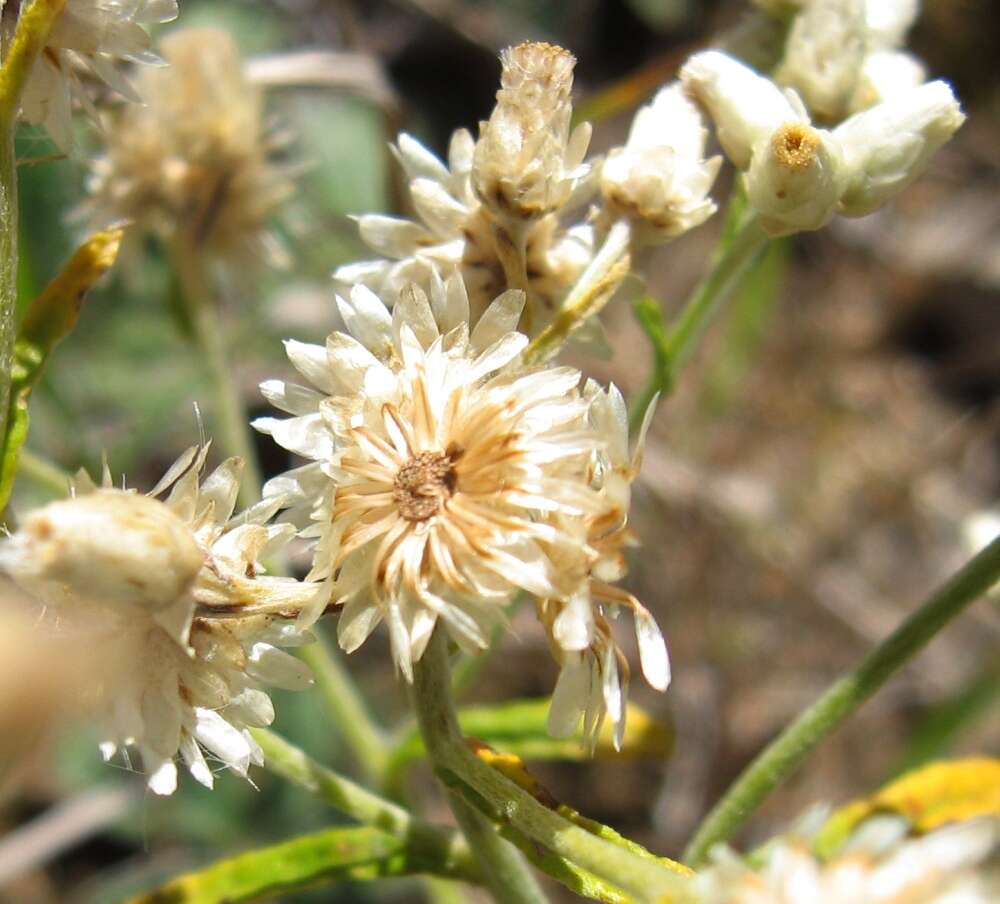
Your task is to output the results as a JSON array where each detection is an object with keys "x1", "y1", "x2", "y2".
[
  {"x1": 599, "y1": 83, "x2": 721, "y2": 245},
  {"x1": 257, "y1": 273, "x2": 610, "y2": 680},
  {"x1": 18, "y1": 0, "x2": 179, "y2": 149},
  {"x1": 82, "y1": 27, "x2": 295, "y2": 269},
  {"x1": 695, "y1": 818, "x2": 1000, "y2": 904},
  {"x1": 0, "y1": 448, "x2": 322, "y2": 794},
  {"x1": 681, "y1": 51, "x2": 963, "y2": 236},
  {"x1": 472, "y1": 42, "x2": 593, "y2": 225},
  {"x1": 541, "y1": 385, "x2": 669, "y2": 749},
  {"x1": 334, "y1": 128, "x2": 594, "y2": 331}
]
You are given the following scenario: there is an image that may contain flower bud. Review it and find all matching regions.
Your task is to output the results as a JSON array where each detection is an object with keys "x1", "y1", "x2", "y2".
[
  {"x1": 0, "y1": 492, "x2": 204, "y2": 614},
  {"x1": 774, "y1": 0, "x2": 867, "y2": 122},
  {"x1": 681, "y1": 51, "x2": 803, "y2": 169},
  {"x1": 600, "y1": 84, "x2": 721, "y2": 243},
  {"x1": 835, "y1": 80, "x2": 965, "y2": 217},
  {"x1": 473, "y1": 42, "x2": 591, "y2": 222},
  {"x1": 849, "y1": 50, "x2": 927, "y2": 112},
  {"x1": 865, "y1": 0, "x2": 920, "y2": 50},
  {"x1": 746, "y1": 122, "x2": 847, "y2": 235}
]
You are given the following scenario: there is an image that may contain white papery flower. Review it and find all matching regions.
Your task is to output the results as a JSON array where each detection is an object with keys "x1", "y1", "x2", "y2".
[
  {"x1": 850, "y1": 50, "x2": 927, "y2": 112},
  {"x1": 599, "y1": 83, "x2": 721, "y2": 245},
  {"x1": 472, "y1": 41, "x2": 593, "y2": 225},
  {"x1": 257, "y1": 273, "x2": 608, "y2": 681},
  {"x1": 334, "y1": 129, "x2": 595, "y2": 331},
  {"x1": 682, "y1": 51, "x2": 963, "y2": 236},
  {"x1": 695, "y1": 818, "x2": 1000, "y2": 904},
  {"x1": 0, "y1": 448, "x2": 321, "y2": 794},
  {"x1": 541, "y1": 384, "x2": 669, "y2": 749},
  {"x1": 18, "y1": 0, "x2": 179, "y2": 149}
]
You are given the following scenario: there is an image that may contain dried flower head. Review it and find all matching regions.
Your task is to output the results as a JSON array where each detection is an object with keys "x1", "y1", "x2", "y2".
[
  {"x1": 335, "y1": 129, "x2": 595, "y2": 332},
  {"x1": 17, "y1": 0, "x2": 178, "y2": 149},
  {"x1": 472, "y1": 42, "x2": 592, "y2": 224},
  {"x1": 599, "y1": 84, "x2": 721, "y2": 245},
  {"x1": 0, "y1": 447, "x2": 322, "y2": 794},
  {"x1": 257, "y1": 273, "x2": 611, "y2": 680},
  {"x1": 695, "y1": 817, "x2": 1000, "y2": 904},
  {"x1": 82, "y1": 27, "x2": 295, "y2": 269}
]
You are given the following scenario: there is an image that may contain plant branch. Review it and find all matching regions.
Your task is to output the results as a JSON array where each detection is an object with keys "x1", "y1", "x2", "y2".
[{"x1": 683, "y1": 535, "x2": 1000, "y2": 866}]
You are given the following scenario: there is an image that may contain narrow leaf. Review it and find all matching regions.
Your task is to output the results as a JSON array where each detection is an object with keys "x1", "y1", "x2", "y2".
[{"x1": 0, "y1": 228, "x2": 123, "y2": 509}]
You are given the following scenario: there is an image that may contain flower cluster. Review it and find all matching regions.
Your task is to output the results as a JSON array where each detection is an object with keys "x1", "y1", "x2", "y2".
[
  {"x1": 0, "y1": 448, "x2": 323, "y2": 794},
  {"x1": 681, "y1": 50, "x2": 964, "y2": 235},
  {"x1": 18, "y1": 0, "x2": 178, "y2": 149},
  {"x1": 82, "y1": 27, "x2": 296, "y2": 269},
  {"x1": 337, "y1": 40, "x2": 720, "y2": 336},
  {"x1": 257, "y1": 273, "x2": 669, "y2": 742}
]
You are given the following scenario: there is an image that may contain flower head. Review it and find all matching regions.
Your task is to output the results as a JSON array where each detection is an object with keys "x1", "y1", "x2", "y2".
[
  {"x1": 0, "y1": 447, "x2": 322, "y2": 794},
  {"x1": 599, "y1": 84, "x2": 721, "y2": 245},
  {"x1": 18, "y1": 0, "x2": 179, "y2": 149},
  {"x1": 257, "y1": 274, "x2": 608, "y2": 680},
  {"x1": 83, "y1": 27, "x2": 296, "y2": 269}
]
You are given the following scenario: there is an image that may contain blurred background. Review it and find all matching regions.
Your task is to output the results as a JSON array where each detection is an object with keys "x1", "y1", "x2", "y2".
[{"x1": 2, "y1": 0, "x2": 998, "y2": 901}]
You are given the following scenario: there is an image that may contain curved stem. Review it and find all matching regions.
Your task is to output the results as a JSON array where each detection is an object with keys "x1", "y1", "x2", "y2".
[
  {"x1": 168, "y1": 239, "x2": 262, "y2": 507},
  {"x1": 298, "y1": 632, "x2": 390, "y2": 786},
  {"x1": 411, "y1": 631, "x2": 550, "y2": 904},
  {"x1": 683, "y1": 535, "x2": 1000, "y2": 866}
]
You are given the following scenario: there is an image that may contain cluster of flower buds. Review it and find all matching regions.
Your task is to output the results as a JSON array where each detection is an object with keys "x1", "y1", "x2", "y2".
[
  {"x1": 82, "y1": 27, "x2": 296, "y2": 269},
  {"x1": 337, "y1": 41, "x2": 720, "y2": 337},
  {"x1": 257, "y1": 272, "x2": 670, "y2": 743},
  {"x1": 0, "y1": 448, "x2": 323, "y2": 794},
  {"x1": 18, "y1": 0, "x2": 179, "y2": 149},
  {"x1": 681, "y1": 49, "x2": 964, "y2": 235}
]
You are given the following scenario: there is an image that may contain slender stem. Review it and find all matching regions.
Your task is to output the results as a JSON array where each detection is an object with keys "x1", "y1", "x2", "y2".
[
  {"x1": 298, "y1": 632, "x2": 390, "y2": 786},
  {"x1": 168, "y1": 239, "x2": 262, "y2": 507},
  {"x1": 0, "y1": 119, "x2": 18, "y2": 447},
  {"x1": 411, "y1": 631, "x2": 551, "y2": 904},
  {"x1": 251, "y1": 727, "x2": 479, "y2": 883},
  {"x1": 683, "y1": 535, "x2": 1000, "y2": 866},
  {"x1": 630, "y1": 208, "x2": 767, "y2": 429}
]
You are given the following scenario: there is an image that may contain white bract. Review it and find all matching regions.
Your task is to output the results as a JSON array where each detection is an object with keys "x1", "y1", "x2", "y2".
[
  {"x1": 599, "y1": 83, "x2": 721, "y2": 245},
  {"x1": 0, "y1": 448, "x2": 321, "y2": 794},
  {"x1": 681, "y1": 51, "x2": 963, "y2": 236},
  {"x1": 18, "y1": 0, "x2": 179, "y2": 149}
]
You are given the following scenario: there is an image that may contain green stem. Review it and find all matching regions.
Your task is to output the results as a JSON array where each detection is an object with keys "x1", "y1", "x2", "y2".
[
  {"x1": 0, "y1": 120, "x2": 17, "y2": 447},
  {"x1": 630, "y1": 205, "x2": 767, "y2": 430},
  {"x1": 169, "y1": 239, "x2": 262, "y2": 507},
  {"x1": 683, "y1": 535, "x2": 1000, "y2": 866},
  {"x1": 15, "y1": 447, "x2": 68, "y2": 497},
  {"x1": 298, "y1": 631, "x2": 390, "y2": 786},
  {"x1": 412, "y1": 631, "x2": 693, "y2": 903},
  {"x1": 251, "y1": 727, "x2": 479, "y2": 882},
  {"x1": 411, "y1": 631, "x2": 551, "y2": 904}
]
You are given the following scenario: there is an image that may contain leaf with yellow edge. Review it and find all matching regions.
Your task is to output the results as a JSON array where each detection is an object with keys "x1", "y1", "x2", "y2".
[
  {"x1": 815, "y1": 758, "x2": 1000, "y2": 859},
  {"x1": 449, "y1": 741, "x2": 692, "y2": 903},
  {"x1": 0, "y1": 228, "x2": 123, "y2": 509}
]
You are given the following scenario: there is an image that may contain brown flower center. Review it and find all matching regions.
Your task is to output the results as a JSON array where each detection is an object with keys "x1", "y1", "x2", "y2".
[
  {"x1": 772, "y1": 123, "x2": 820, "y2": 171},
  {"x1": 393, "y1": 450, "x2": 459, "y2": 522}
]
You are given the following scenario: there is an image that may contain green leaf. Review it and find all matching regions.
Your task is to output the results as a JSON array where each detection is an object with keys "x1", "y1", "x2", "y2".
[
  {"x1": 0, "y1": 228, "x2": 122, "y2": 510},
  {"x1": 388, "y1": 697, "x2": 673, "y2": 779},
  {"x1": 127, "y1": 825, "x2": 456, "y2": 904}
]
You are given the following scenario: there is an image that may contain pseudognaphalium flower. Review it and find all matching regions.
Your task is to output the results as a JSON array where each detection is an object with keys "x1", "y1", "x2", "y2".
[
  {"x1": 17, "y1": 0, "x2": 179, "y2": 149},
  {"x1": 599, "y1": 83, "x2": 721, "y2": 245},
  {"x1": 83, "y1": 27, "x2": 296, "y2": 269},
  {"x1": 0, "y1": 448, "x2": 322, "y2": 794},
  {"x1": 681, "y1": 50, "x2": 964, "y2": 236},
  {"x1": 695, "y1": 817, "x2": 1000, "y2": 904}
]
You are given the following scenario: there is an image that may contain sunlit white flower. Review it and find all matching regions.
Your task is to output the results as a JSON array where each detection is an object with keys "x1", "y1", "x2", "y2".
[
  {"x1": 681, "y1": 51, "x2": 963, "y2": 236},
  {"x1": 850, "y1": 50, "x2": 926, "y2": 112},
  {"x1": 257, "y1": 274, "x2": 606, "y2": 680},
  {"x1": 0, "y1": 448, "x2": 321, "y2": 794},
  {"x1": 541, "y1": 385, "x2": 669, "y2": 749},
  {"x1": 695, "y1": 817, "x2": 1000, "y2": 904},
  {"x1": 82, "y1": 27, "x2": 295, "y2": 269},
  {"x1": 599, "y1": 83, "x2": 721, "y2": 245},
  {"x1": 18, "y1": 0, "x2": 179, "y2": 149},
  {"x1": 472, "y1": 42, "x2": 593, "y2": 225},
  {"x1": 334, "y1": 129, "x2": 594, "y2": 332}
]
